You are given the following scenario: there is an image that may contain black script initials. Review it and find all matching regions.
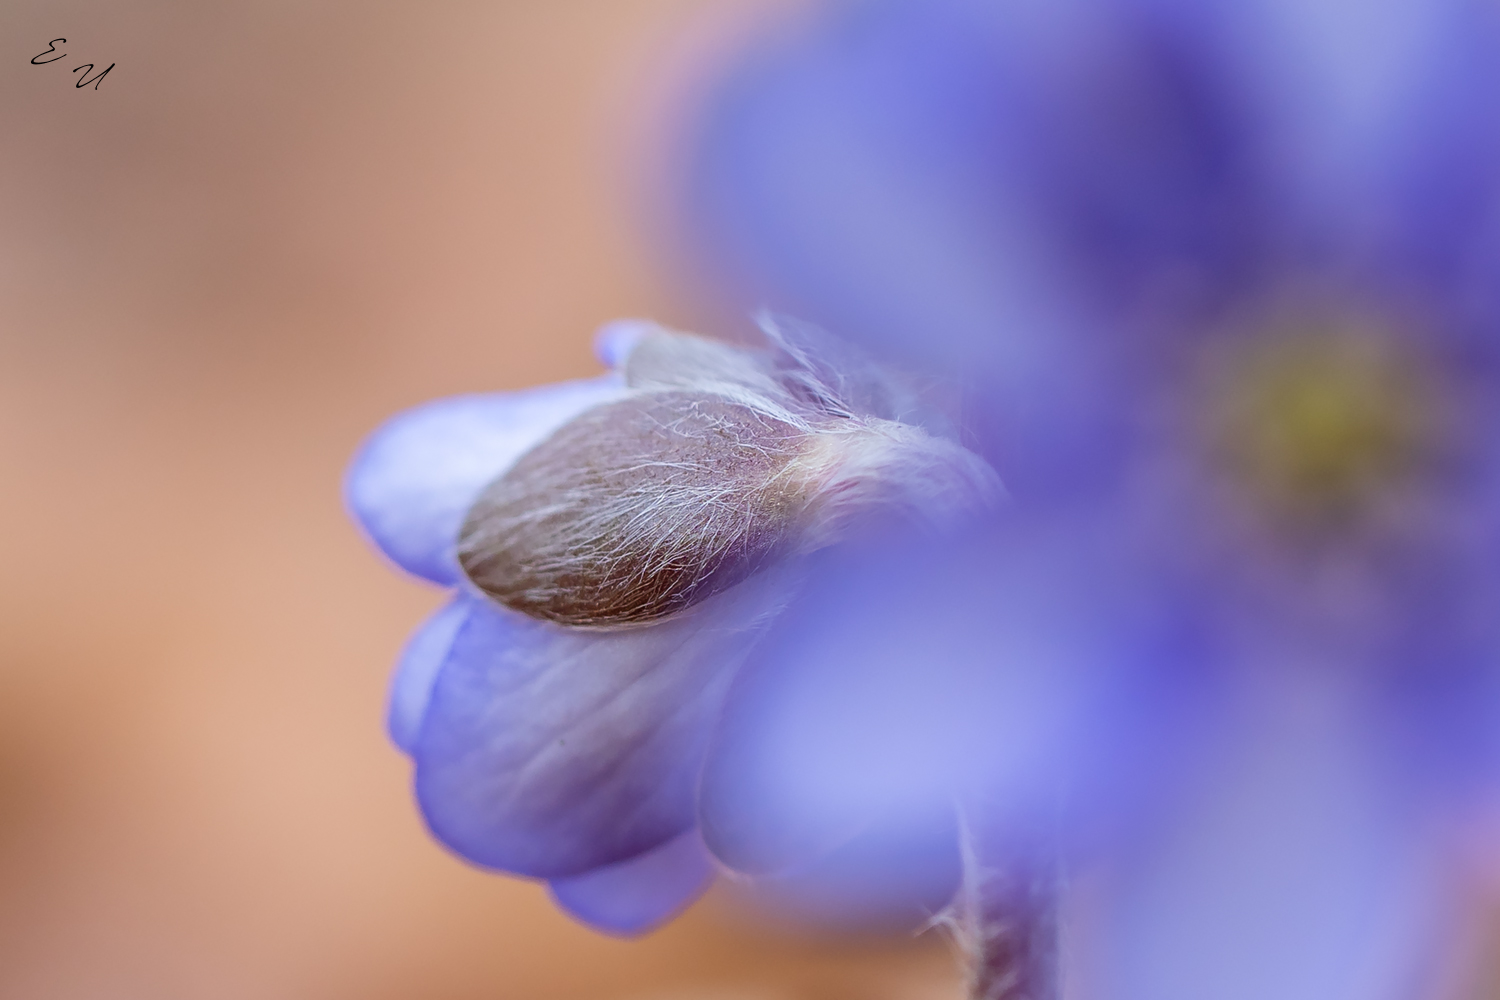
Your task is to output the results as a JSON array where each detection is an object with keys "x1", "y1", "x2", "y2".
[
  {"x1": 73, "y1": 63, "x2": 113, "y2": 90},
  {"x1": 31, "y1": 39, "x2": 66, "y2": 64}
]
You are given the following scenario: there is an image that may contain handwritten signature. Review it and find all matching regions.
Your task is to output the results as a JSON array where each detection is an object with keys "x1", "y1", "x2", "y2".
[{"x1": 31, "y1": 39, "x2": 113, "y2": 91}]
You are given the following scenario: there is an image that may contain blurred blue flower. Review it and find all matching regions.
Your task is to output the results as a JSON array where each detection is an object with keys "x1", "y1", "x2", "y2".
[{"x1": 684, "y1": 0, "x2": 1500, "y2": 995}]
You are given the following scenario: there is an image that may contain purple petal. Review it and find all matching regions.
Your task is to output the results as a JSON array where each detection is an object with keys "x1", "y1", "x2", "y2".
[
  {"x1": 1091, "y1": 672, "x2": 1451, "y2": 1000},
  {"x1": 684, "y1": 0, "x2": 1268, "y2": 376},
  {"x1": 387, "y1": 598, "x2": 472, "y2": 754},
  {"x1": 686, "y1": 0, "x2": 1500, "y2": 379},
  {"x1": 682, "y1": 0, "x2": 1277, "y2": 500},
  {"x1": 724, "y1": 806, "x2": 961, "y2": 934},
  {"x1": 1150, "y1": 0, "x2": 1500, "y2": 299},
  {"x1": 345, "y1": 376, "x2": 624, "y2": 585},
  {"x1": 548, "y1": 830, "x2": 715, "y2": 936},
  {"x1": 698, "y1": 522, "x2": 1217, "y2": 876},
  {"x1": 413, "y1": 569, "x2": 794, "y2": 879}
]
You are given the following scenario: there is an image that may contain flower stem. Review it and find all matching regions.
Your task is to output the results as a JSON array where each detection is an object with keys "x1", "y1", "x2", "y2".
[{"x1": 956, "y1": 813, "x2": 1060, "y2": 1000}]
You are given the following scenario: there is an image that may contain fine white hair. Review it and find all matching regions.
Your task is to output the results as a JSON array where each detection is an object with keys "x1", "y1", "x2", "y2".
[{"x1": 458, "y1": 319, "x2": 1004, "y2": 626}]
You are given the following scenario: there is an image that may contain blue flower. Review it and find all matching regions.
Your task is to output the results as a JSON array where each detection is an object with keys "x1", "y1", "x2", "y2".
[
  {"x1": 346, "y1": 319, "x2": 1001, "y2": 936},
  {"x1": 683, "y1": 0, "x2": 1500, "y2": 995}
]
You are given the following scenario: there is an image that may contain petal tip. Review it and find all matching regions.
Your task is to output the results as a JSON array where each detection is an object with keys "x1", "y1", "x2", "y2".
[
  {"x1": 547, "y1": 832, "x2": 716, "y2": 936},
  {"x1": 593, "y1": 319, "x2": 657, "y2": 369}
]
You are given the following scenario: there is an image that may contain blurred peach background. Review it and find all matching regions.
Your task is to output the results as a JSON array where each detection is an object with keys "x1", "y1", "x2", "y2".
[{"x1": 0, "y1": 1, "x2": 960, "y2": 997}]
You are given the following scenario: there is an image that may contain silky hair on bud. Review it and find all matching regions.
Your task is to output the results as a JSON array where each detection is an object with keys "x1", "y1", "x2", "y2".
[{"x1": 458, "y1": 322, "x2": 1003, "y2": 627}]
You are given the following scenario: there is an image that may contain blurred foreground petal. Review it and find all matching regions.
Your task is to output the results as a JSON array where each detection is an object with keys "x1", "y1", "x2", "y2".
[
  {"x1": 726, "y1": 807, "x2": 961, "y2": 934},
  {"x1": 699, "y1": 522, "x2": 1218, "y2": 875},
  {"x1": 1093, "y1": 674, "x2": 1450, "y2": 1000}
]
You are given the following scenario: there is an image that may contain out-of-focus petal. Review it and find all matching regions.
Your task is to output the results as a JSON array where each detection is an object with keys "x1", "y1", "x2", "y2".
[
  {"x1": 548, "y1": 830, "x2": 716, "y2": 936},
  {"x1": 345, "y1": 376, "x2": 625, "y2": 585},
  {"x1": 1366, "y1": 523, "x2": 1500, "y2": 807},
  {"x1": 724, "y1": 806, "x2": 961, "y2": 934},
  {"x1": 387, "y1": 598, "x2": 472, "y2": 754},
  {"x1": 684, "y1": 0, "x2": 1500, "y2": 492},
  {"x1": 413, "y1": 569, "x2": 794, "y2": 879},
  {"x1": 1145, "y1": 0, "x2": 1500, "y2": 307},
  {"x1": 1371, "y1": 6, "x2": 1500, "y2": 319},
  {"x1": 685, "y1": 0, "x2": 1267, "y2": 376},
  {"x1": 1089, "y1": 672, "x2": 1451, "y2": 1000},
  {"x1": 683, "y1": 0, "x2": 1280, "y2": 502},
  {"x1": 698, "y1": 521, "x2": 1218, "y2": 876}
]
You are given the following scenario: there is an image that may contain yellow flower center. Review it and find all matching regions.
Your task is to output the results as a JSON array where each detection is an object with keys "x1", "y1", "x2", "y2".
[{"x1": 1207, "y1": 324, "x2": 1440, "y2": 528}]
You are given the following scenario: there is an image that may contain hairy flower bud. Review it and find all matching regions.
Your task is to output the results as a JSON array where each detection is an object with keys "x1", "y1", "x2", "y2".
[{"x1": 457, "y1": 321, "x2": 1003, "y2": 626}]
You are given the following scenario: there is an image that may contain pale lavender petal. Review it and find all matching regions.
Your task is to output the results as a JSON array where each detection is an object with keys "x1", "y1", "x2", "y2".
[
  {"x1": 1092, "y1": 673, "x2": 1451, "y2": 1000},
  {"x1": 548, "y1": 830, "x2": 715, "y2": 936},
  {"x1": 723, "y1": 807, "x2": 961, "y2": 934},
  {"x1": 413, "y1": 569, "x2": 794, "y2": 879},
  {"x1": 387, "y1": 598, "x2": 473, "y2": 754},
  {"x1": 345, "y1": 376, "x2": 625, "y2": 585},
  {"x1": 699, "y1": 523, "x2": 1215, "y2": 876}
]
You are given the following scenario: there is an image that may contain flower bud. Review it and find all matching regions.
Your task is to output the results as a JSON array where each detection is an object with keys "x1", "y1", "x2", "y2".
[{"x1": 458, "y1": 323, "x2": 1003, "y2": 626}]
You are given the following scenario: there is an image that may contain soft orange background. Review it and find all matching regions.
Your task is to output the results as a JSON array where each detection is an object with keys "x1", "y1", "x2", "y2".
[{"x1": 0, "y1": 1, "x2": 959, "y2": 997}]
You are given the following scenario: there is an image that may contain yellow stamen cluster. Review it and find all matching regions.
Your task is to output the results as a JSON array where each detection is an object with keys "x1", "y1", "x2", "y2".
[{"x1": 1208, "y1": 325, "x2": 1439, "y2": 527}]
